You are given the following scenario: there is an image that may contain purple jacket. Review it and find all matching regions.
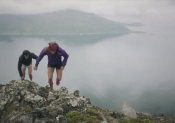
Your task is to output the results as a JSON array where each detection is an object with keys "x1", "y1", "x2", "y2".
[{"x1": 35, "y1": 44, "x2": 69, "y2": 67}]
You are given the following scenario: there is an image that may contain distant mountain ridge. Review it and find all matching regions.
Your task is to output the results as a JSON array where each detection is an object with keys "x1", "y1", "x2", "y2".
[
  {"x1": 116, "y1": 22, "x2": 143, "y2": 26},
  {"x1": 0, "y1": 9, "x2": 137, "y2": 35}
]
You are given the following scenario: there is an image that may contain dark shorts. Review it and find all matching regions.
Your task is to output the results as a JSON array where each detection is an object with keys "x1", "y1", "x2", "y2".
[{"x1": 47, "y1": 62, "x2": 62, "y2": 70}]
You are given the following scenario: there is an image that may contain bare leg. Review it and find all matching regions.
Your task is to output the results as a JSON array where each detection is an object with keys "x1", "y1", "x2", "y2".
[
  {"x1": 22, "y1": 68, "x2": 26, "y2": 80},
  {"x1": 56, "y1": 68, "x2": 63, "y2": 82},
  {"x1": 48, "y1": 67, "x2": 54, "y2": 90},
  {"x1": 28, "y1": 66, "x2": 32, "y2": 81}
]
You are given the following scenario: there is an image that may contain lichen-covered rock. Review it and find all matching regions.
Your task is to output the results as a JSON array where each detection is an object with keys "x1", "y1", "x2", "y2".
[
  {"x1": 0, "y1": 110, "x2": 33, "y2": 123},
  {"x1": 73, "y1": 90, "x2": 80, "y2": 97},
  {"x1": 121, "y1": 101, "x2": 137, "y2": 118},
  {"x1": 0, "y1": 80, "x2": 175, "y2": 123},
  {"x1": 56, "y1": 115, "x2": 68, "y2": 123},
  {"x1": 136, "y1": 112, "x2": 175, "y2": 123},
  {"x1": 0, "y1": 80, "x2": 94, "y2": 123}
]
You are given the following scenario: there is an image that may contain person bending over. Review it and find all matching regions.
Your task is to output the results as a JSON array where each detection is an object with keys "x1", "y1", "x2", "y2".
[{"x1": 18, "y1": 50, "x2": 38, "y2": 81}]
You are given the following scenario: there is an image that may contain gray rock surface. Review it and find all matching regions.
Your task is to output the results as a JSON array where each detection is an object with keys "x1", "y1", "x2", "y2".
[
  {"x1": 0, "y1": 80, "x2": 93, "y2": 123},
  {"x1": 0, "y1": 80, "x2": 175, "y2": 123},
  {"x1": 121, "y1": 101, "x2": 137, "y2": 118}
]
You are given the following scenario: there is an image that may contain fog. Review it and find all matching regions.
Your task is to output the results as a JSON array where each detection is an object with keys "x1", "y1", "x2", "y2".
[
  {"x1": 0, "y1": 0, "x2": 175, "y2": 115},
  {"x1": 0, "y1": 24, "x2": 175, "y2": 115},
  {"x1": 0, "y1": 0, "x2": 175, "y2": 26}
]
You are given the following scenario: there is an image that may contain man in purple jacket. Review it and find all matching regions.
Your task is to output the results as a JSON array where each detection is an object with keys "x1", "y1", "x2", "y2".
[{"x1": 33, "y1": 42, "x2": 69, "y2": 90}]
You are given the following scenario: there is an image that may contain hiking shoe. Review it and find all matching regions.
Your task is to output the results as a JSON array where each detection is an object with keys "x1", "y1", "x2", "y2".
[{"x1": 56, "y1": 79, "x2": 60, "y2": 86}]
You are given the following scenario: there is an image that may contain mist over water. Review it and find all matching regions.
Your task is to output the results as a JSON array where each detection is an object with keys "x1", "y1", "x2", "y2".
[{"x1": 0, "y1": 26, "x2": 175, "y2": 116}]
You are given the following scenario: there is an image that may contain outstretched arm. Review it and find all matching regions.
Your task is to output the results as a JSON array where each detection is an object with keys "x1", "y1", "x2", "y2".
[
  {"x1": 30, "y1": 53, "x2": 38, "y2": 60},
  {"x1": 59, "y1": 47, "x2": 69, "y2": 67},
  {"x1": 35, "y1": 48, "x2": 47, "y2": 67},
  {"x1": 18, "y1": 56, "x2": 23, "y2": 77}
]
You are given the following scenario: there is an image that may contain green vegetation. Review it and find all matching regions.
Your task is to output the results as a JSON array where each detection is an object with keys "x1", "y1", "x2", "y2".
[
  {"x1": 102, "y1": 108, "x2": 108, "y2": 113},
  {"x1": 87, "y1": 106, "x2": 98, "y2": 116},
  {"x1": 3, "y1": 105, "x2": 33, "y2": 117},
  {"x1": 120, "y1": 118, "x2": 160, "y2": 123},
  {"x1": 65, "y1": 111, "x2": 100, "y2": 123},
  {"x1": 87, "y1": 106, "x2": 104, "y2": 121},
  {"x1": 3, "y1": 105, "x2": 17, "y2": 116},
  {"x1": 116, "y1": 111, "x2": 123, "y2": 117},
  {"x1": 24, "y1": 107, "x2": 33, "y2": 112}
]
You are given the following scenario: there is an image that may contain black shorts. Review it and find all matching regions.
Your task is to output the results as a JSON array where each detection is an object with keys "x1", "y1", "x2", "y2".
[{"x1": 47, "y1": 62, "x2": 62, "y2": 70}]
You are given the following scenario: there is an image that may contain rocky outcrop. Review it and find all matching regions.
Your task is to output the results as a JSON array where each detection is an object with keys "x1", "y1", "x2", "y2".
[
  {"x1": 0, "y1": 80, "x2": 175, "y2": 123},
  {"x1": 0, "y1": 80, "x2": 122, "y2": 123},
  {"x1": 121, "y1": 101, "x2": 137, "y2": 118},
  {"x1": 136, "y1": 112, "x2": 175, "y2": 123}
]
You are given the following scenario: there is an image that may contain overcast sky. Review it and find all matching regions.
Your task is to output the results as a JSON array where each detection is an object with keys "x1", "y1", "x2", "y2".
[
  {"x1": 0, "y1": 0, "x2": 175, "y2": 25},
  {"x1": 0, "y1": 0, "x2": 175, "y2": 115}
]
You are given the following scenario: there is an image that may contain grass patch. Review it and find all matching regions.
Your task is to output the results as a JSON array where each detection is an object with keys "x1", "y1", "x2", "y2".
[
  {"x1": 24, "y1": 107, "x2": 33, "y2": 112},
  {"x1": 120, "y1": 118, "x2": 160, "y2": 123},
  {"x1": 106, "y1": 116, "x2": 116, "y2": 122},
  {"x1": 87, "y1": 106, "x2": 98, "y2": 116},
  {"x1": 3, "y1": 105, "x2": 17, "y2": 116},
  {"x1": 65, "y1": 111, "x2": 100, "y2": 123},
  {"x1": 115, "y1": 111, "x2": 123, "y2": 117},
  {"x1": 102, "y1": 108, "x2": 108, "y2": 113}
]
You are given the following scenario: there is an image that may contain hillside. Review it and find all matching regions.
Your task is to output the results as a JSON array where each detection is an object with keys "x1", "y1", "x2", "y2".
[
  {"x1": 0, "y1": 10, "x2": 132, "y2": 35},
  {"x1": 0, "y1": 80, "x2": 175, "y2": 123}
]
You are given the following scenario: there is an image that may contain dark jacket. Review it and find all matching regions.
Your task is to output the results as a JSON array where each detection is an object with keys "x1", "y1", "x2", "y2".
[{"x1": 18, "y1": 51, "x2": 38, "y2": 77}]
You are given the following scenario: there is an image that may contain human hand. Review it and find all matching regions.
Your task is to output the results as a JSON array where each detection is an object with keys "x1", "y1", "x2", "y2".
[{"x1": 33, "y1": 66, "x2": 38, "y2": 70}]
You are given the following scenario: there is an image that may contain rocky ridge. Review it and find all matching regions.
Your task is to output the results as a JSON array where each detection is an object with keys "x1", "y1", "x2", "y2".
[{"x1": 0, "y1": 80, "x2": 175, "y2": 123}]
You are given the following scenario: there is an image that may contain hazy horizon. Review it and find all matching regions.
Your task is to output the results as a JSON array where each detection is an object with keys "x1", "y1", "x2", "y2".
[
  {"x1": 0, "y1": 0, "x2": 175, "y2": 117},
  {"x1": 0, "y1": 24, "x2": 175, "y2": 116},
  {"x1": 0, "y1": 0, "x2": 175, "y2": 28}
]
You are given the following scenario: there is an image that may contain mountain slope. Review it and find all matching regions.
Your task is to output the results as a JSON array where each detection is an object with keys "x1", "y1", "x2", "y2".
[
  {"x1": 0, "y1": 10, "x2": 131, "y2": 34},
  {"x1": 0, "y1": 80, "x2": 175, "y2": 123}
]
